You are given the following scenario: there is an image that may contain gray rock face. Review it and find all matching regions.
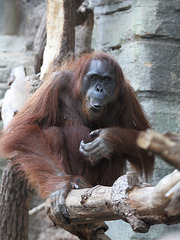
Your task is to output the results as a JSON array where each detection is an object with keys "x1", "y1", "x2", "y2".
[
  {"x1": 0, "y1": 35, "x2": 34, "y2": 97},
  {"x1": 90, "y1": 0, "x2": 180, "y2": 239},
  {"x1": 91, "y1": 0, "x2": 180, "y2": 140}
]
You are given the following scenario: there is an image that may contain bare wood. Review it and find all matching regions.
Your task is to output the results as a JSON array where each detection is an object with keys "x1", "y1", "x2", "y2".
[
  {"x1": 137, "y1": 130, "x2": 180, "y2": 217},
  {"x1": 29, "y1": 202, "x2": 45, "y2": 216},
  {"x1": 33, "y1": 13, "x2": 47, "y2": 74},
  {"x1": 33, "y1": 1, "x2": 93, "y2": 74},
  {"x1": 45, "y1": 171, "x2": 180, "y2": 234},
  {"x1": 0, "y1": 98, "x2": 3, "y2": 120},
  {"x1": 40, "y1": 0, "x2": 76, "y2": 79},
  {"x1": 40, "y1": 0, "x2": 65, "y2": 79},
  {"x1": 137, "y1": 129, "x2": 180, "y2": 170}
]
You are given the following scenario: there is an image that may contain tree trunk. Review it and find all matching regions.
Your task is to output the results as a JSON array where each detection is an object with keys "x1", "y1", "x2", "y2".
[
  {"x1": 33, "y1": 13, "x2": 47, "y2": 74},
  {"x1": 40, "y1": 0, "x2": 76, "y2": 79},
  {"x1": 33, "y1": 1, "x2": 93, "y2": 74},
  {"x1": 0, "y1": 165, "x2": 32, "y2": 240}
]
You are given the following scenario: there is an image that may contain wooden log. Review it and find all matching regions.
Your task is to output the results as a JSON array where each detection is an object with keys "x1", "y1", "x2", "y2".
[{"x1": 45, "y1": 171, "x2": 180, "y2": 235}]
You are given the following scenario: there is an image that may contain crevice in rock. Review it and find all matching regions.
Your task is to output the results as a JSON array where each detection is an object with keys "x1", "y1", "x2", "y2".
[
  {"x1": 135, "y1": 33, "x2": 180, "y2": 41},
  {"x1": 102, "y1": 5, "x2": 131, "y2": 16},
  {"x1": 109, "y1": 44, "x2": 121, "y2": 51}
]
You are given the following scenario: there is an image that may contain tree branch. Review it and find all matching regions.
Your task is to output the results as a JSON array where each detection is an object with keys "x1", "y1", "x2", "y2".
[
  {"x1": 44, "y1": 130, "x2": 180, "y2": 239},
  {"x1": 137, "y1": 129, "x2": 180, "y2": 170},
  {"x1": 45, "y1": 171, "x2": 180, "y2": 234},
  {"x1": 137, "y1": 129, "x2": 180, "y2": 217}
]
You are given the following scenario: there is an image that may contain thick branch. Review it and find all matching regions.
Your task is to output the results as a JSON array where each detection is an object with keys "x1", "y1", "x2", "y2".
[
  {"x1": 137, "y1": 129, "x2": 180, "y2": 216},
  {"x1": 45, "y1": 171, "x2": 180, "y2": 234},
  {"x1": 137, "y1": 129, "x2": 180, "y2": 170}
]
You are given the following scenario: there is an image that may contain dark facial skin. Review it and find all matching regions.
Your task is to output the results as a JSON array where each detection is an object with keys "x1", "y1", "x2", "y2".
[{"x1": 81, "y1": 59, "x2": 117, "y2": 122}]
